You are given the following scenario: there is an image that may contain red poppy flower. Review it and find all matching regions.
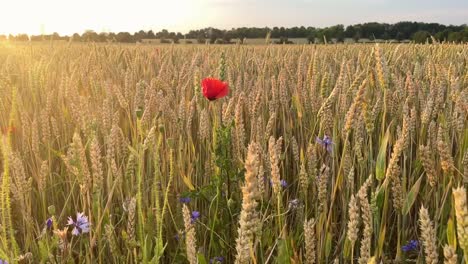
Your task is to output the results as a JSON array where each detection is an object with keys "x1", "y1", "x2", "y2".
[{"x1": 201, "y1": 78, "x2": 229, "y2": 101}]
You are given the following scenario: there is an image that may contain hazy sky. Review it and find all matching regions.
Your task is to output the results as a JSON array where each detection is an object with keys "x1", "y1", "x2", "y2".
[{"x1": 1, "y1": 0, "x2": 467, "y2": 35}]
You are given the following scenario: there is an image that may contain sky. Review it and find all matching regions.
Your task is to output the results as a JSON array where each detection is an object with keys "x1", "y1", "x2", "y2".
[{"x1": 0, "y1": 0, "x2": 467, "y2": 35}]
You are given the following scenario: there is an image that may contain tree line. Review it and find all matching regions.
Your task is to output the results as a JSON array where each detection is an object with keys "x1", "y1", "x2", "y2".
[{"x1": 1, "y1": 21, "x2": 467, "y2": 44}]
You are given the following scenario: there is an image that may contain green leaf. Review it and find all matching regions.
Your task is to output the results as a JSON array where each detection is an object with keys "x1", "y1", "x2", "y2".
[
  {"x1": 197, "y1": 253, "x2": 208, "y2": 264},
  {"x1": 343, "y1": 238, "x2": 352, "y2": 260},
  {"x1": 38, "y1": 239, "x2": 50, "y2": 262},
  {"x1": 376, "y1": 126, "x2": 391, "y2": 180},
  {"x1": 277, "y1": 238, "x2": 292, "y2": 264},
  {"x1": 377, "y1": 226, "x2": 386, "y2": 258},
  {"x1": 447, "y1": 218, "x2": 457, "y2": 248},
  {"x1": 375, "y1": 180, "x2": 388, "y2": 211},
  {"x1": 402, "y1": 175, "x2": 423, "y2": 215},
  {"x1": 325, "y1": 232, "x2": 332, "y2": 258},
  {"x1": 292, "y1": 95, "x2": 303, "y2": 119}
]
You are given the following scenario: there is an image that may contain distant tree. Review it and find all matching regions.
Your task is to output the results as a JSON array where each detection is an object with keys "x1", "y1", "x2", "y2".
[
  {"x1": 156, "y1": 29, "x2": 169, "y2": 39},
  {"x1": 147, "y1": 30, "x2": 156, "y2": 39},
  {"x1": 52, "y1": 32, "x2": 60, "y2": 40},
  {"x1": 15, "y1": 34, "x2": 29, "y2": 41},
  {"x1": 197, "y1": 36, "x2": 206, "y2": 44},
  {"x1": 447, "y1": 32, "x2": 462, "y2": 43},
  {"x1": 235, "y1": 28, "x2": 248, "y2": 43},
  {"x1": 19, "y1": 22, "x2": 465, "y2": 44},
  {"x1": 306, "y1": 27, "x2": 316, "y2": 43},
  {"x1": 223, "y1": 30, "x2": 234, "y2": 43},
  {"x1": 352, "y1": 32, "x2": 361, "y2": 42},
  {"x1": 412, "y1": 30, "x2": 431, "y2": 43},
  {"x1": 356, "y1": 22, "x2": 385, "y2": 39},
  {"x1": 116, "y1": 32, "x2": 133, "y2": 43},
  {"x1": 82, "y1": 30, "x2": 99, "y2": 42},
  {"x1": 321, "y1": 26, "x2": 341, "y2": 41},
  {"x1": 435, "y1": 29, "x2": 451, "y2": 42},
  {"x1": 289, "y1": 27, "x2": 299, "y2": 38},
  {"x1": 271, "y1": 27, "x2": 280, "y2": 38},
  {"x1": 462, "y1": 27, "x2": 468, "y2": 42},
  {"x1": 298, "y1": 26, "x2": 307, "y2": 37},
  {"x1": 315, "y1": 30, "x2": 324, "y2": 43},
  {"x1": 98, "y1": 32, "x2": 108, "y2": 42},
  {"x1": 207, "y1": 28, "x2": 223, "y2": 43},
  {"x1": 381, "y1": 32, "x2": 390, "y2": 40},
  {"x1": 307, "y1": 32, "x2": 316, "y2": 44},
  {"x1": 395, "y1": 32, "x2": 405, "y2": 41},
  {"x1": 279, "y1": 27, "x2": 286, "y2": 38},
  {"x1": 72, "y1": 33, "x2": 81, "y2": 42},
  {"x1": 134, "y1": 30, "x2": 147, "y2": 42},
  {"x1": 331, "y1": 25, "x2": 345, "y2": 42},
  {"x1": 107, "y1": 32, "x2": 116, "y2": 42},
  {"x1": 185, "y1": 30, "x2": 198, "y2": 39},
  {"x1": 393, "y1": 21, "x2": 419, "y2": 39},
  {"x1": 345, "y1": 25, "x2": 356, "y2": 38},
  {"x1": 170, "y1": 32, "x2": 181, "y2": 43},
  {"x1": 30, "y1": 35, "x2": 43, "y2": 41}
]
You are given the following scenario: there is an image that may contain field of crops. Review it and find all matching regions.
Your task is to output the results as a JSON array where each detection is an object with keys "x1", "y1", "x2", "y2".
[{"x1": 0, "y1": 42, "x2": 467, "y2": 263}]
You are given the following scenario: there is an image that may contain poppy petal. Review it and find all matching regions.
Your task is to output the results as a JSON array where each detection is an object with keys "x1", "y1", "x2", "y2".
[
  {"x1": 214, "y1": 83, "x2": 229, "y2": 99},
  {"x1": 201, "y1": 78, "x2": 218, "y2": 100},
  {"x1": 201, "y1": 78, "x2": 229, "y2": 101}
]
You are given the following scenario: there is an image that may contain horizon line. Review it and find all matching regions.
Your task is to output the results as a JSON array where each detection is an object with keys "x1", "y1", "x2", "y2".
[{"x1": 1, "y1": 20, "x2": 467, "y2": 36}]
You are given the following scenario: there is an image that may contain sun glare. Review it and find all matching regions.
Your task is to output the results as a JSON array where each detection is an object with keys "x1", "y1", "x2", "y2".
[{"x1": 0, "y1": 0, "x2": 199, "y2": 36}]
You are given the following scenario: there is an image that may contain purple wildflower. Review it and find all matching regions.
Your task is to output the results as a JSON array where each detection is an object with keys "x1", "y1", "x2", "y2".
[
  {"x1": 179, "y1": 197, "x2": 191, "y2": 204},
  {"x1": 0, "y1": 260, "x2": 8, "y2": 264},
  {"x1": 67, "y1": 212, "x2": 90, "y2": 236},
  {"x1": 280, "y1": 179, "x2": 287, "y2": 188},
  {"x1": 46, "y1": 217, "x2": 53, "y2": 229},
  {"x1": 316, "y1": 135, "x2": 333, "y2": 153},
  {"x1": 210, "y1": 256, "x2": 225, "y2": 263},
  {"x1": 402, "y1": 240, "x2": 418, "y2": 252},
  {"x1": 191, "y1": 211, "x2": 200, "y2": 224},
  {"x1": 269, "y1": 179, "x2": 287, "y2": 189}
]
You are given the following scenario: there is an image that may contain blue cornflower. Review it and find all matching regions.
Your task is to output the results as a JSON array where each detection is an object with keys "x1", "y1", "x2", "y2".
[
  {"x1": 191, "y1": 211, "x2": 200, "y2": 224},
  {"x1": 210, "y1": 256, "x2": 225, "y2": 263},
  {"x1": 179, "y1": 197, "x2": 191, "y2": 204},
  {"x1": 402, "y1": 240, "x2": 418, "y2": 252},
  {"x1": 316, "y1": 135, "x2": 333, "y2": 153},
  {"x1": 269, "y1": 179, "x2": 287, "y2": 189},
  {"x1": 280, "y1": 179, "x2": 287, "y2": 188},
  {"x1": 67, "y1": 212, "x2": 90, "y2": 236},
  {"x1": 46, "y1": 217, "x2": 53, "y2": 229}
]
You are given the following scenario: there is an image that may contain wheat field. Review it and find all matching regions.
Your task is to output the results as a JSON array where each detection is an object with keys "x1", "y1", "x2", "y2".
[{"x1": 0, "y1": 42, "x2": 467, "y2": 263}]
